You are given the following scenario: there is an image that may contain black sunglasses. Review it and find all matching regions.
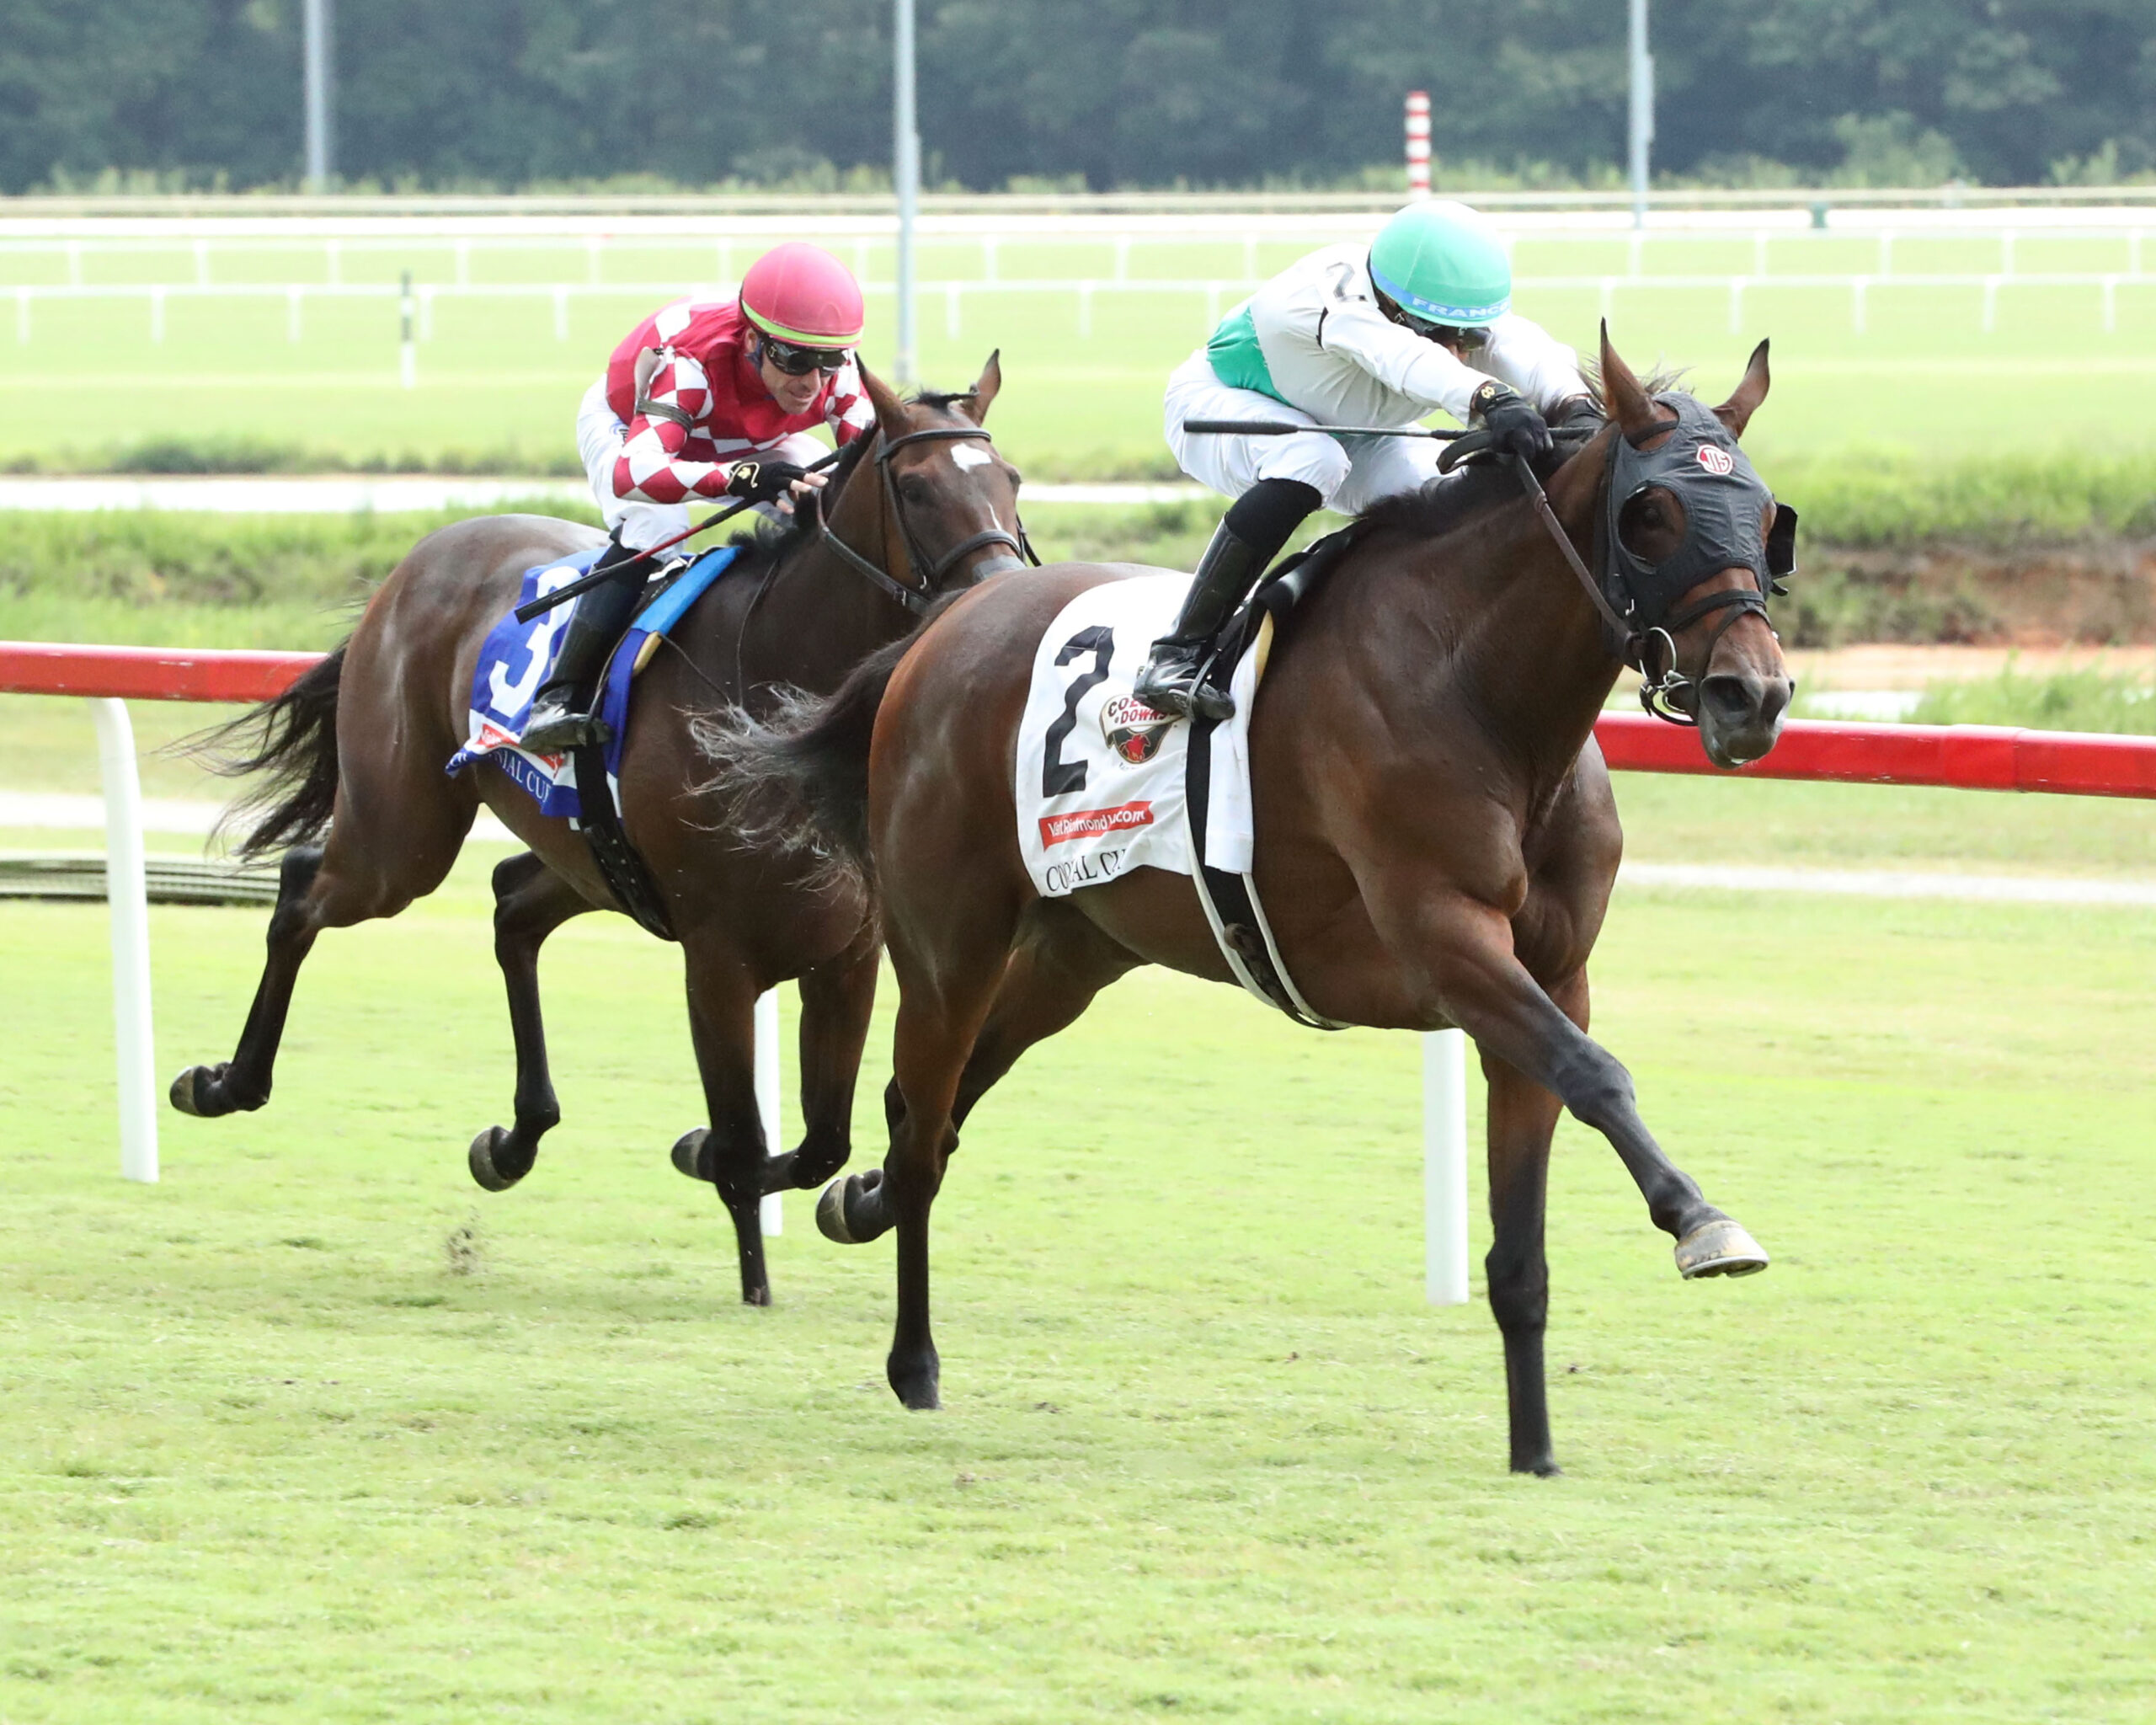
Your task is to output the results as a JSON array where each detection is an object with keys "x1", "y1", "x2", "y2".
[
  {"x1": 1379, "y1": 292, "x2": 1491, "y2": 354},
  {"x1": 760, "y1": 336, "x2": 850, "y2": 376}
]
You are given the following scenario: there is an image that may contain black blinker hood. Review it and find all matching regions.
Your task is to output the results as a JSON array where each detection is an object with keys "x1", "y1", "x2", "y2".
[{"x1": 1604, "y1": 393, "x2": 1795, "y2": 629}]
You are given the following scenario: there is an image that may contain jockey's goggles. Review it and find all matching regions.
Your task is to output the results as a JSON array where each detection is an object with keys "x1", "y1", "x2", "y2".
[
  {"x1": 758, "y1": 335, "x2": 851, "y2": 376},
  {"x1": 1380, "y1": 291, "x2": 1492, "y2": 354}
]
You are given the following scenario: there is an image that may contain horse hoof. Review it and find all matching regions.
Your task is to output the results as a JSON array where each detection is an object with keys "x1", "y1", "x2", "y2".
[
  {"x1": 168, "y1": 1066, "x2": 209, "y2": 1117},
  {"x1": 888, "y1": 1359, "x2": 941, "y2": 1411},
  {"x1": 670, "y1": 1129, "x2": 710, "y2": 1183},
  {"x1": 1675, "y1": 1217, "x2": 1770, "y2": 1279},
  {"x1": 816, "y1": 1170, "x2": 887, "y2": 1244},
  {"x1": 815, "y1": 1178, "x2": 857, "y2": 1243},
  {"x1": 741, "y1": 1282, "x2": 772, "y2": 1308},
  {"x1": 467, "y1": 1126, "x2": 522, "y2": 1193},
  {"x1": 169, "y1": 1064, "x2": 245, "y2": 1118}
]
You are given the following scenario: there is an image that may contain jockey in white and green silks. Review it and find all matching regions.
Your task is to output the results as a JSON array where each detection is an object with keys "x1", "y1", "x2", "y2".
[{"x1": 1136, "y1": 199, "x2": 1600, "y2": 721}]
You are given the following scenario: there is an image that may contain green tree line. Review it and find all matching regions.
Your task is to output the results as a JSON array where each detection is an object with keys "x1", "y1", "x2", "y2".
[{"x1": 3, "y1": 1, "x2": 2152, "y2": 195}]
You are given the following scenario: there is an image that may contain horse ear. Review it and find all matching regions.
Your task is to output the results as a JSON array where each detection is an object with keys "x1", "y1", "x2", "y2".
[
  {"x1": 857, "y1": 364, "x2": 912, "y2": 442},
  {"x1": 1714, "y1": 339, "x2": 1771, "y2": 439},
  {"x1": 1598, "y1": 320, "x2": 1658, "y2": 441},
  {"x1": 965, "y1": 350, "x2": 1002, "y2": 424}
]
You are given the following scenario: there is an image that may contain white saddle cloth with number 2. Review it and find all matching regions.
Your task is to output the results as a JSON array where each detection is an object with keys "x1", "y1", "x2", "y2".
[{"x1": 1014, "y1": 574, "x2": 1262, "y2": 899}]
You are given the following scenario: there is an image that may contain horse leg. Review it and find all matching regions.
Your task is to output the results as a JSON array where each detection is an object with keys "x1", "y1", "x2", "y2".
[
  {"x1": 824, "y1": 910, "x2": 1132, "y2": 1244},
  {"x1": 837, "y1": 900, "x2": 1020, "y2": 1408},
  {"x1": 679, "y1": 941, "x2": 777, "y2": 1306},
  {"x1": 169, "y1": 845, "x2": 325, "y2": 1116},
  {"x1": 749, "y1": 929, "x2": 879, "y2": 1200},
  {"x1": 1373, "y1": 885, "x2": 1765, "y2": 1278},
  {"x1": 467, "y1": 852, "x2": 592, "y2": 1192},
  {"x1": 173, "y1": 785, "x2": 469, "y2": 1117},
  {"x1": 1478, "y1": 967, "x2": 1588, "y2": 1478}
]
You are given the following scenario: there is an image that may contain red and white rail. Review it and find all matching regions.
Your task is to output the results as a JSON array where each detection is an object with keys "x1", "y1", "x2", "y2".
[{"x1": 6, "y1": 641, "x2": 2151, "y2": 1288}]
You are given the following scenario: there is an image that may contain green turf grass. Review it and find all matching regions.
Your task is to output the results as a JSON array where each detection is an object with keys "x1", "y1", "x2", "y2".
[{"x1": 1, "y1": 830, "x2": 2152, "y2": 1721}]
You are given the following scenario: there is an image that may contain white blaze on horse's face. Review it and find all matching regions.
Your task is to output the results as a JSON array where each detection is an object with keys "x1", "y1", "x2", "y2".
[{"x1": 948, "y1": 443, "x2": 992, "y2": 472}]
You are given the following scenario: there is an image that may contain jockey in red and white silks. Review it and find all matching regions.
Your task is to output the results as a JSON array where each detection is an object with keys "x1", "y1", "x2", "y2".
[
  {"x1": 576, "y1": 257, "x2": 877, "y2": 554},
  {"x1": 525, "y1": 243, "x2": 872, "y2": 752}
]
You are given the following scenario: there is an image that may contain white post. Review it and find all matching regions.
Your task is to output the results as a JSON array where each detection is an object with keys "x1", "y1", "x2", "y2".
[
  {"x1": 1422, "y1": 1029, "x2": 1468, "y2": 1305},
  {"x1": 303, "y1": 0, "x2": 334, "y2": 192},
  {"x1": 399, "y1": 270, "x2": 416, "y2": 389},
  {"x1": 1404, "y1": 91, "x2": 1431, "y2": 198},
  {"x1": 1627, "y1": 0, "x2": 1653, "y2": 230},
  {"x1": 893, "y1": 0, "x2": 920, "y2": 386},
  {"x1": 91, "y1": 700, "x2": 157, "y2": 1184},
  {"x1": 755, "y1": 989, "x2": 782, "y2": 1235}
]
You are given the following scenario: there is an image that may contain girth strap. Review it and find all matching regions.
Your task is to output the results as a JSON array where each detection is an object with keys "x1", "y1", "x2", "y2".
[{"x1": 567, "y1": 734, "x2": 676, "y2": 941}]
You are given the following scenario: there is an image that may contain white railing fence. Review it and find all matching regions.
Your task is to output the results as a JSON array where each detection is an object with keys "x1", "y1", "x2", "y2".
[{"x1": 12, "y1": 270, "x2": 2153, "y2": 353}]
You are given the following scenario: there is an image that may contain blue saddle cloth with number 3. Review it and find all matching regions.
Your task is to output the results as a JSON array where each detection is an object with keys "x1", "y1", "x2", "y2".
[{"x1": 444, "y1": 544, "x2": 739, "y2": 820}]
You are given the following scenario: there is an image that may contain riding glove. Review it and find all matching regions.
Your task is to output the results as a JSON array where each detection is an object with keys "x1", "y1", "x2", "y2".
[
  {"x1": 724, "y1": 458, "x2": 809, "y2": 504},
  {"x1": 1469, "y1": 381, "x2": 1555, "y2": 462}
]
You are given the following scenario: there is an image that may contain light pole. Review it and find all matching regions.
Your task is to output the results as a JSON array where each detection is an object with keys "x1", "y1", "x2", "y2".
[
  {"x1": 304, "y1": 0, "x2": 335, "y2": 192},
  {"x1": 1628, "y1": 0, "x2": 1652, "y2": 230},
  {"x1": 893, "y1": 0, "x2": 920, "y2": 386}
]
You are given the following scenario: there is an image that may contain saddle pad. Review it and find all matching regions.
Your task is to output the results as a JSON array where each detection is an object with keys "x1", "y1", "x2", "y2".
[
  {"x1": 1015, "y1": 574, "x2": 1262, "y2": 898},
  {"x1": 443, "y1": 543, "x2": 739, "y2": 820}
]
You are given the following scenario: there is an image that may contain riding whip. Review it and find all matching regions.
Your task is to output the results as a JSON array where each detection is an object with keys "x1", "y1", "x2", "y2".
[
  {"x1": 1181, "y1": 418, "x2": 1469, "y2": 440},
  {"x1": 514, "y1": 444, "x2": 850, "y2": 623}
]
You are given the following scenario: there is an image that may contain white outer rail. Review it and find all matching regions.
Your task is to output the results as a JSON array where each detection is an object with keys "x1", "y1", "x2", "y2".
[
  {"x1": 1423, "y1": 1028, "x2": 1470, "y2": 1306},
  {"x1": 13, "y1": 270, "x2": 2150, "y2": 347},
  {"x1": 90, "y1": 698, "x2": 157, "y2": 1183}
]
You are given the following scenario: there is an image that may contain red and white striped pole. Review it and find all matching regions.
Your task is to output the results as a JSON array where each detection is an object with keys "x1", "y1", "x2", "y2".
[{"x1": 1405, "y1": 90, "x2": 1432, "y2": 199}]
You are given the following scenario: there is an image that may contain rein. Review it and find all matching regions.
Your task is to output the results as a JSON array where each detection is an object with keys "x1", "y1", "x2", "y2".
[{"x1": 812, "y1": 424, "x2": 1038, "y2": 615}]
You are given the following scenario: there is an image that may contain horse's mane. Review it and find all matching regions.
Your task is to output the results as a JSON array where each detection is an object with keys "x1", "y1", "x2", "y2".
[{"x1": 1359, "y1": 360, "x2": 1692, "y2": 542}]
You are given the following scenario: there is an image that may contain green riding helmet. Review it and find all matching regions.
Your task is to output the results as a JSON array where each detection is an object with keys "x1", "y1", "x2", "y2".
[{"x1": 1367, "y1": 199, "x2": 1512, "y2": 328}]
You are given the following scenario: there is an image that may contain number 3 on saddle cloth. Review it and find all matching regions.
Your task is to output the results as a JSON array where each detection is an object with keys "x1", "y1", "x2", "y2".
[{"x1": 443, "y1": 543, "x2": 740, "y2": 938}]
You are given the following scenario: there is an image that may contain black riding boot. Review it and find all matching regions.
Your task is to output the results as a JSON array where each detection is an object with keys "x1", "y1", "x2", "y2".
[
  {"x1": 1132, "y1": 478, "x2": 1321, "y2": 721},
  {"x1": 519, "y1": 535, "x2": 650, "y2": 752}
]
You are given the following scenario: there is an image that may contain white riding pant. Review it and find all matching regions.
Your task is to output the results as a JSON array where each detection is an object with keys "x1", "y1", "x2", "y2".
[
  {"x1": 1162, "y1": 349, "x2": 1446, "y2": 515},
  {"x1": 575, "y1": 377, "x2": 825, "y2": 552}
]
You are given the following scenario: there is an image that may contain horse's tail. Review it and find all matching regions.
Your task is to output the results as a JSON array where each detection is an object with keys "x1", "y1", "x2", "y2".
[
  {"x1": 189, "y1": 644, "x2": 347, "y2": 859},
  {"x1": 691, "y1": 632, "x2": 911, "y2": 894}
]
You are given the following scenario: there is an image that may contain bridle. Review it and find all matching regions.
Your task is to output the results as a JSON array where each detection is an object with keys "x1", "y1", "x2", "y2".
[
  {"x1": 1508, "y1": 403, "x2": 1791, "y2": 727},
  {"x1": 811, "y1": 420, "x2": 1039, "y2": 615}
]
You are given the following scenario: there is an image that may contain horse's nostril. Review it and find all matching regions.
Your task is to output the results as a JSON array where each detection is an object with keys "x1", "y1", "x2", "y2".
[{"x1": 1700, "y1": 674, "x2": 1757, "y2": 722}]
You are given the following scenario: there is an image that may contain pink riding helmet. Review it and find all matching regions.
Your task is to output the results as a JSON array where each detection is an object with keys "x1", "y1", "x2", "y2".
[{"x1": 739, "y1": 243, "x2": 867, "y2": 349}]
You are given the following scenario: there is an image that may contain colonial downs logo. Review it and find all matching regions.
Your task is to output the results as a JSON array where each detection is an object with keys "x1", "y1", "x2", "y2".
[{"x1": 1101, "y1": 694, "x2": 1174, "y2": 766}]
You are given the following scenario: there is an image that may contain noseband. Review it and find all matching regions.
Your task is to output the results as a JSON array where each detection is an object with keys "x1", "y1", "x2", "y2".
[{"x1": 813, "y1": 424, "x2": 1039, "y2": 614}]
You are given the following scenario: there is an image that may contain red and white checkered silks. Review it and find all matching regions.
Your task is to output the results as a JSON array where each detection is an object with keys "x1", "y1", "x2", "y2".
[{"x1": 600, "y1": 296, "x2": 875, "y2": 506}]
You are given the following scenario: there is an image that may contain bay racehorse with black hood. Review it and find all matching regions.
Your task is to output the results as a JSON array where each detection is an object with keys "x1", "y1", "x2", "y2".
[{"x1": 702, "y1": 328, "x2": 1795, "y2": 1474}]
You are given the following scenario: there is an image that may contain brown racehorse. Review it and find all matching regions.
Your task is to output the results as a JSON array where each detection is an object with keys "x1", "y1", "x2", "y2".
[
  {"x1": 173, "y1": 358, "x2": 1027, "y2": 1307},
  {"x1": 703, "y1": 331, "x2": 1795, "y2": 1472}
]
